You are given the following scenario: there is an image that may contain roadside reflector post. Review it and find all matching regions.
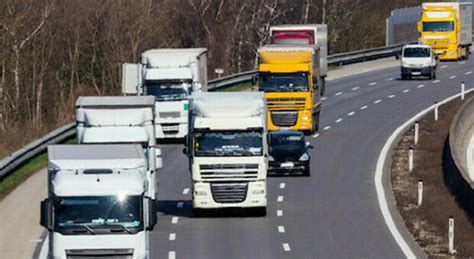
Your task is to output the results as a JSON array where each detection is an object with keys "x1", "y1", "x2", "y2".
[
  {"x1": 448, "y1": 217, "x2": 456, "y2": 254},
  {"x1": 408, "y1": 146, "x2": 414, "y2": 173},
  {"x1": 417, "y1": 180, "x2": 423, "y2": 206},
  {"x1": 461, "y1": 81, "x2": 465, "y2": 100},
  {"x1": 414, "y1": 121, "x2": 419, "y2": 145},
  {"x1": 434, "y1": 102, "x2": 439, "y2": 121}
]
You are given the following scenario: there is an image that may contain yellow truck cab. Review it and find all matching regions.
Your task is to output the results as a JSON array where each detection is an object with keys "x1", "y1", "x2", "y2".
[
  {"x1": 419, "y1": 2, "x2": 472, "y2": 60},
  {"x1": 256, "y1": 45, "x2": 321, "y2": 134}
]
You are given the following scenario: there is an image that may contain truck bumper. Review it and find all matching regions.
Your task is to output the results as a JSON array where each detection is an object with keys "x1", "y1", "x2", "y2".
[
  {"x1": 155, "y1": 123, "x2": 187, "y2": 139},
  {"x1": 192, "y1": 181, "x2": 267, "y2": 209},
  {"x1": 401, "y1": 66, "x2": 433, "y2": 77},
  {"x1": 268, "y1": 110, "x2": 313, "y2": 131}
]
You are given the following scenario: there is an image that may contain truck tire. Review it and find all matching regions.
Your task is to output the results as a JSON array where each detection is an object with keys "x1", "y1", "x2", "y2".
[
  {"x1": 314, "y1": 111, "x2": 320, "y2": 132},
  {"x1": 320, "y1": 78, "x2": 326, "y2": 96}
]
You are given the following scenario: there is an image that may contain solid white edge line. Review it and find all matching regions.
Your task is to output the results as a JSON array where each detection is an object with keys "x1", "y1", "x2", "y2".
[
  {"x1": 278, "y1": 225, "x2": 285, "y2": 233},
  {"x1": 168, "y1": 251, "x2": 176, "y2": 259},
  {"x1": 38, "y1": 235, "x2": 49, "y2": 259},
  {"x1": 374, "y1": 89, "x2": 473, "y2": 259},
  {"x1": 282, "y1": 243, "x2": 291, "y2": 251}
]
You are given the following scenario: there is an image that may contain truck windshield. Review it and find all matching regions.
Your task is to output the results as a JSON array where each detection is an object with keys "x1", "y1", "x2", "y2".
[
  {"x1": 54, "y1": 195, "x2": 142, "y2": 233},
  {"x1": 194, "y1": 130, "x2": 263, "y2": 157},
  {"x1": 423, "y1": 21, "x2": 454, "y2": 32},
  {"x1": 145, "y1": 80, "x2": 192, "y2": 101},
  {"x1": 259, "y1": 73, "x2": 309, "y2": 92},
  {"x1": 403, "y1": 48, "x2": 430, "y2": 58}
]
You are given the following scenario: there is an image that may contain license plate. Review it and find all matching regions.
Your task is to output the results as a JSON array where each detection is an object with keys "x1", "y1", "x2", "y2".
[
  {"x1": 411, "y1": 72, "x2": 421, "y2": 75},
  {"x1": 280, "y1": 162, "x2": 294, "y2": 168},
  {"x1": 162, "y1": 126, "x2": 179, "y2": 131}
]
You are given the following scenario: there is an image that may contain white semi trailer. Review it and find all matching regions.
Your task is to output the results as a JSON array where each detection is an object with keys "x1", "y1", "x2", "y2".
[
  {"x1": 40, "y1": 144, "x2": 157, "y2": 259},
  {"x1": 122, "y1": 48, "x2": 208, "y2": 139},
  {"x1": 75, "y1": 96, "x2": 161, "y2": 201},
  {"x1": 185, "y1": 92, "x2": 268, "y2": 216}
]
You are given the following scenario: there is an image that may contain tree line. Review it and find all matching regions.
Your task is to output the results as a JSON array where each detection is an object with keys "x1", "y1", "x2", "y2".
[{"x1": 0, "y1": 0, "x2": 421, "y2": 156}]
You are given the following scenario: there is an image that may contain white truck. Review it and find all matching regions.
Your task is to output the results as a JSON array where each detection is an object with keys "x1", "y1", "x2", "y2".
[
  {"x1": 122, "y1": 48, "x2": 208, "y2": 139},
  {"x1": 398, "y1": 44, "x2": 439, "y2": 80},
  {"x1": 75, "y1": 96, "x2": 160, "y2": 200},
  {"x1": 270, "y1": 24, "x2": 328, "y2": 95},
  {"x1": 40, "y1": 144, "x2": 156, "y2": 259},
  {"x1": 184, "y1": 92, "x2": 268, "y2": 216}
]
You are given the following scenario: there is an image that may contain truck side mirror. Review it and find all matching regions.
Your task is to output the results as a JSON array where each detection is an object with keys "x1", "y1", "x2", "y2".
[
  {"x1": 40, "y1": 199, "x2": 53, "y2": 230},
  {"x1": 417, "y1": 21, "x2": 422, "y2": 33},
  {"x1": 155, "y1": 148, "x2": 162, "y2": 169},
  {"x1": 251, "y1": 75, "x2": 258, "y2": 86},
  {"x1": 146, "y1": 198, "x2": 157, "y2": 230}
]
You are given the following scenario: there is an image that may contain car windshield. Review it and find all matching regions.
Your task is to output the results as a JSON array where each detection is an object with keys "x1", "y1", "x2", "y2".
[
  {"x1": 403, "y1": 48, "x2": 430, "y2": 58},
  {"x1": 270, "y1": 134, "x2": 305, "y2": 149},
  {"x1": 54, "y1": 195, "x2": 142, "y2": 230},
  {"x1": 194, "y1": 130, "x2": 263, "y2": 157},
  {"x1": 145, "y1": 80, "x2": 192, "y2": 101},
  {"x1": 259, "y1": 73, "x2": 309, "y2": 92},
  {"x1": 423, "y1": 21, "x2": 454, "y2": 32}
]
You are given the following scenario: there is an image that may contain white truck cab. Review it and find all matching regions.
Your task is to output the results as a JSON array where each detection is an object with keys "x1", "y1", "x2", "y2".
[
  {"x1": 40, "y1": 144, "x2": 157, "y2": 259},
  {"x1": 185, "y1": 92, "x2": 268, "y2": 216},
  {"x1": 399, "y1": 44, "x2": 438, "y2": 80},
  {"x1": 122, "y1": 48, "x2": 208, "y2": 139}
]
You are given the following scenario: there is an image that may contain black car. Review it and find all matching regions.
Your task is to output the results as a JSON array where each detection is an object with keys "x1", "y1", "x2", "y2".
[{"x1": 268, "y1": 130, "x2": 313, "y2": 176}]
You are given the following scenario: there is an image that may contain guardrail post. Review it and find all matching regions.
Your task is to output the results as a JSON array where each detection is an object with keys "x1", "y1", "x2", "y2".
[
  {"x1": 414, "y1": 121, "x2": 419, "y2": 145},
  {"x1": 417, "y1": 180, "x2": 423, "y2": 206},
  {"x1": 461, "y1": 81, "x2": 465, "y2": 100},
  {"x1": 408, "y1": 146, "x2": 414, "y2": 173},
  {"x1": 434, "y1": 102, "x2": 439, "y2": 121},
  {"x1": 448, "y1": 216, "x2": 456, "y2": 254}
]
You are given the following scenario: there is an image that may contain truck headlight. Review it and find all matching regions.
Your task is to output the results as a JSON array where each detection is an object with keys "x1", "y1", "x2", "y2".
[
  {"x1": 299, "y1": 153, "x2": 309, "y2": 161},
  {"x1": 449, "y1": 50, "x2": 455, "y2": 54},
  {"x1": 301, "y1": 116, "x2": 310, "y2": 121},
  {"x1": 252, "y1": 189, "x2": 265, "y2": 195},
  {"x1": 194, "y1": 190, "x2": 207, "y2": 196}
]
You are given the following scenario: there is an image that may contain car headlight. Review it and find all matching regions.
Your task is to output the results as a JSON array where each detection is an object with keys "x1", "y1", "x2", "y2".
[
  {"x1": 267, "y1": 155, "x2": 274, "y2": 161},
  {"x1": 299, "y1": 153, "x2": 309, "y2": 161},
  {"x1": 252, "y1": 189, "x2": 265, "y2": 195},
  {"x1": 194, "y1": 190, "x2": 207, "y2": 196}
]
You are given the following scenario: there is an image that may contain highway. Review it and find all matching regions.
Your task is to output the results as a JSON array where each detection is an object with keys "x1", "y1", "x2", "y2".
[{"x1": 150, "y1": 58, "x2": 474, "y2": 259}]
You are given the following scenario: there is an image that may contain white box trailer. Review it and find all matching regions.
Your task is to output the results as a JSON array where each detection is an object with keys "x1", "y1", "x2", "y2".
[
  {"x1": 40, "y1": 144, "x2": 156, "y2": 259},
  {"x1": 270, "y1": 24, "x2": 328, "y2": 94},
  {"x1": 75, "y1": 96, "x2": 160, "y2": 200},
  {"x1": 185, "y1": 92, "x2": 268, "y2": 216},
  {"x1": 122, "y1": 48, "x2": 208, "y2": 139}
]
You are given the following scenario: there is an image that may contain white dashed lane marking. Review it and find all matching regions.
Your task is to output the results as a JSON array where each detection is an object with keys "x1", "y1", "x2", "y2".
[
  {"x1": 323, "y1": 126, "x2": 331, "y2": 131},
  {"x1": 466, "y1": 71, "x2": 473, "y2": 75},
  {"x1": 441, "y1": 65, "x2": 448, "y2": 69},
  {"x1": 352, "y1": 86, "x2": 360, "y2": 91},
  {"x1": 402, "y1": 89, "x2": 410, "y2": 93},
  {"x1": 171, "y1": 217, "x2": 179, "y2": 224},
  {"x1": 449, "y1": 75, "x2": 457, "y2": 79},
  {"x1": 279, "y1": 183, "x2": 286, "y2": 189},
  {"x1": 277, "y1": 210, "x2": 283, "y2": 217},
  {"x1": 277, "y1": 195, "x2": 284, "y2": 202},
  {"x1": 369, "y1": 82, "x2": 377, "y2": 86},
  {"x1": 360, "y1": 105, "x2": 368, "y2": 110},
  {"x1": 335, "y1": 118, "x2": 343, "y2": 123},
  {"x1": 278, "y1": 226, "x2": 286, "y2": 233},
  {"x1": 321, "y1": 97, "x2": 328, "y2": 101},
  {"x1": 283, "y1": 243, "x2": 291, "y2": 252},
  {"x1": 168, "y1": 251, "x2": 176, "y2": 259},
  {"x1": 335, "y1": 91, "x2": 343, "y2": 96},
  {"x1": 388, "y1": 94, "x2": 396, "y2": 99},
  {"x1": 374, "y1": 99, "x2": 382, "y2": 104},
  {"x1": 347, "y1": 111, "x2": 355, "y2": 116},
  {"x1": 169, "y1": 233, "x2": 176, "y2": 241},
  {"x1": 433, "y1": 80, "x2": 440, "y2": 84},
  {"x1": 312, "y1": 133, "x2": 319, "y2": 138},
  {"x1": 386, "y1": 77, "x2": 394, "y2": 81},
  {"x1": 417, "y1": 84, "x2": 425, "y2": 88},
  {"x1": 182, "y1": 188, "x2": 190, "y2": 195}
]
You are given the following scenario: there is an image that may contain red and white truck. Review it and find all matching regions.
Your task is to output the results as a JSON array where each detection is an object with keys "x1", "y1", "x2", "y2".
[{"x1": 270, "y1": 24, "x2": 328, "y2": 95}]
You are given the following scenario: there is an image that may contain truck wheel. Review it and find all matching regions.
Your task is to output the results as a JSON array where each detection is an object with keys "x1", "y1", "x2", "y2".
[
  {"x1": 466, "y1": 47, "x2": 470, "y2": 60},
  {"x1": 320, "y1": 78, "x2": 326, "y2": 96},
  {"x1": 314, "y1": 111, "x2": 320, "y2": 132}
]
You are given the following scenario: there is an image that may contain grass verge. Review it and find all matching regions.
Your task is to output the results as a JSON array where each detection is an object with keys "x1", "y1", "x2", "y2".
[
  {"x1": 391, "y1": 93, "x2": 474, "y2": 257},
  {"x1": 0, "y1": 137, "x2": 76, "y2": 201}
]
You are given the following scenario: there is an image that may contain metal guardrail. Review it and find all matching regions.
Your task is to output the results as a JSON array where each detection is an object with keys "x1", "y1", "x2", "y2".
[
  {"x1": 0, "y1": 43, "x2": 405, "y2": 179},
  {"x1": 208, "y1": 43, "x2": 405, "y2": 90}
]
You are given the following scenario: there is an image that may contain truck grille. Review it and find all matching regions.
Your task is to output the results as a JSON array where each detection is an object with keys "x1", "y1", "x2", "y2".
[
  {"x1": 424, "y1": 39, "x2": 448, "y2": 49},
  {"x1": 66, "y1": 249, "x2": 133, "y2": 259},
  {"x1": 271, "y1": 111, "x2": 298, "y2": 127},
  {"x1": 211, "y1": 183, "x2": 248, "y2": 203},
  {"x1": 200, "y1": 164, "x2": 259, "y2": 180},
  {"x1": 267, "y1": 97, "x2": 306, "y2": 110},
  {"x1": 159, "y1": 111, "x2": 181, "y2": 118},
  {"x1": 161, "y1": 123, "x2": 180, "y2": 135}
]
